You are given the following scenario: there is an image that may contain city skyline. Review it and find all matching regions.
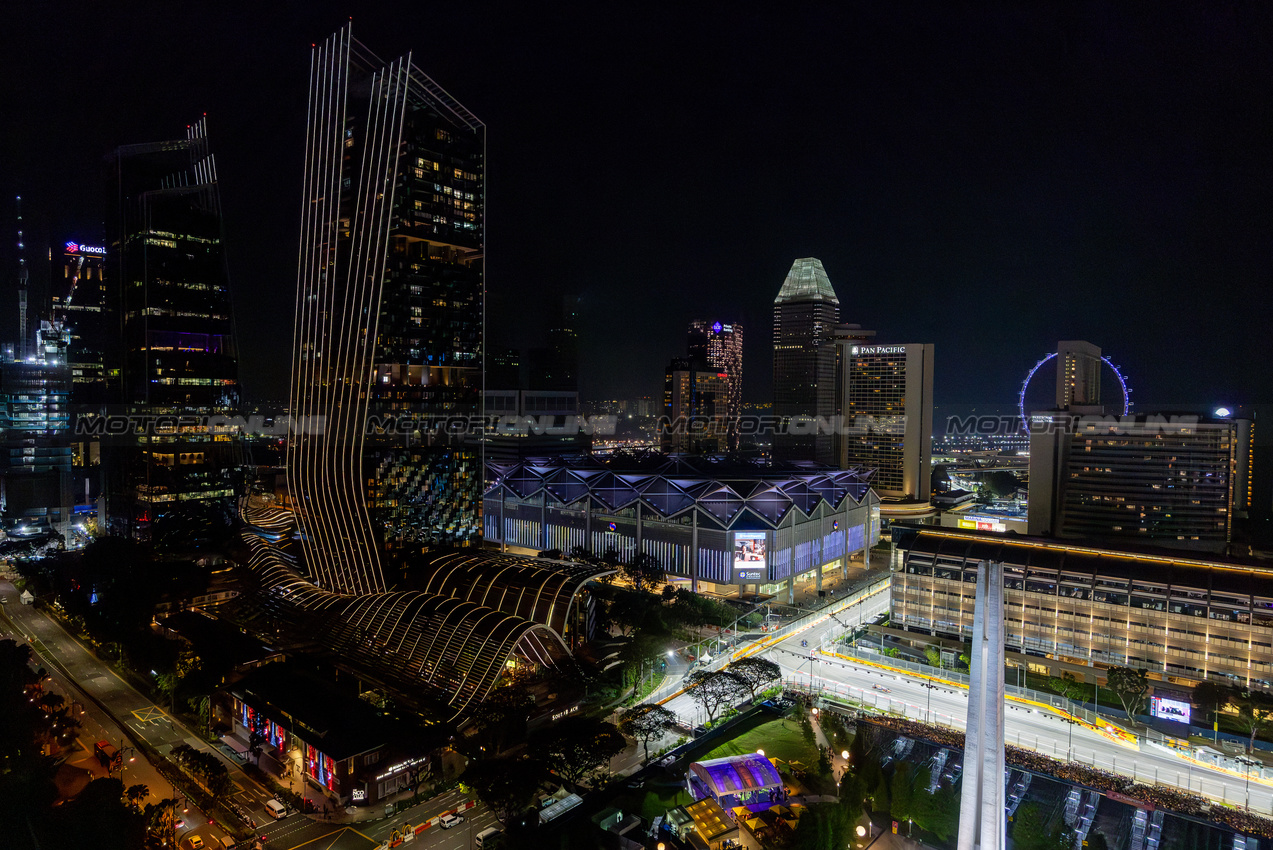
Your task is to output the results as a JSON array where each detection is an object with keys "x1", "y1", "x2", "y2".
[{"x1": 3, "y1": 4, "x2": 1269, "y2": 410}]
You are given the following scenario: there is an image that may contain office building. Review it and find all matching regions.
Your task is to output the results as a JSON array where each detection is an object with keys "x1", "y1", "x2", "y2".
[
  {"x1": 772, "y1": 258, "x2": 839, "y2": 464},
  {"x1": 52, "y1": 239, "x2": 113, "y2": 521},
  {"x1": 1029, "y1": 412, "x2": 1248, "y2": 554},
  {"x1": 104, "y1": 119, "x2": 242, "y2": 548},
  {"x1": 890, "y1": 525, "x2": 1273, "y2": 691},
  {"x1": 483, "y1": 453, "x2": 880, "y2": 601},
  {"x1": 835, "y1": 336, "x2": 934, "y2": 501},
  {"x1": 688, "y1": 320, "x2": 743, "y2": 449},
  {"x1": 289, "y1": 25, "x2": 484, "y2": 595},
  {"x1": 487, "y1": 347, "x2": 521, "y2": 391},
  {"x1": 529, "y1": 299, "x2": 578, "y2": 392},
  {"x1": 483, "y1": 389, "x2": 587, "y2": 464},
  {"x1": 661, "y1": 356, "x2": 728, "y2": 454},
  {"x1": 0, "y1": 325, "x2": 72, "y2": 536},
  {"x1": 51, "y1": 240, "x2": 112, "y2": 404}
]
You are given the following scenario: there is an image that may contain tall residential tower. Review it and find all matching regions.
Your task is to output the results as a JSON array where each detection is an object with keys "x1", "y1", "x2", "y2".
[{"x1": 289, "y1": 26, "x2": 485, "y2": 595}]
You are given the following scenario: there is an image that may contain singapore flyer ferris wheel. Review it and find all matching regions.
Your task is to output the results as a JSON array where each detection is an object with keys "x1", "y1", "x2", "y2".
[{"x1": 1018, "y1": 352, "x2": 1131, "y2": 432}]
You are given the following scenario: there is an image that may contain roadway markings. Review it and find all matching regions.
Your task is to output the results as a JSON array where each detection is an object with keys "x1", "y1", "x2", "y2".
[{"x1": 130, "y1": 705, "x2": 168, "y2": 726}]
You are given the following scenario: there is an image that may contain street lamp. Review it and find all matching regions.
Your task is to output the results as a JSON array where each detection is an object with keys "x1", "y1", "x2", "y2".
[
  {"x1": 1236, "y1": 756, "x2": 1259, "y2": 811},
  {"x1": 919, "y1": 682, "x2": 938, "y2": 724}
]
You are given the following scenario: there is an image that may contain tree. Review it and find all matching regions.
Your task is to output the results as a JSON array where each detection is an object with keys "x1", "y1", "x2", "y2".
[
  {"x1": 125, "y1": 783, "x2": 149, "y2": 809},
  {"x1": 660, "y1": 584, "x2": 677, "y2": 605},
  {"x1": 530, "y1": 716, "x2": 625, "y2": 788},
  {"x1": 470, "y1": 685, "x2": 535, "y2": 754},
  {"x1": 914, "y1": 786, "x2": 960, "y2": 841},
  {"x1": 1011, "y1": 801, "x2": 1071, "y2": 850},
  {"x1": 924, "y1": 646, "x2": 942, "y2": 668},
  {"x1": 1106, "y1": 666, "x2": 1149, "y2": 723},
  {"x1": 1192, "y1": 679, "x2": 1228, "y2": 730},
  {"x1": 619, "y1": 704, "x2": 678, "y2": 765},
  {"x1": 890, "y1": 763, "x2": 915, "y2": 824},
  {"x1": 1229, "y1": 686, "x2": 1273, "y2": 753},
  {"x1": 1048, "y1": 671, "x2": 1085, "y2": 704},
  {"x1": 729, "y1": 657, "x2": 781, "y2": 702},
  {"x1": 617, "y1": 629, "x2": 668, "y2": 690},
  {"x1": 686, "y1": 670, "x2": 748, "y2": 724},
  {"x1": 464, "y1": 757, "x2": 544, "y2": 825},
  {"x1": 621, "y1": 552, "x2": 665, "y2": 594}
]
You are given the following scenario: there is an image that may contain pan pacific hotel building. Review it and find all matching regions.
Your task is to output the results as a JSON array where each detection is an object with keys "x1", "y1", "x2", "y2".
[{"x1": 483, "y1": 453, "x2": 881, "y2": 602}]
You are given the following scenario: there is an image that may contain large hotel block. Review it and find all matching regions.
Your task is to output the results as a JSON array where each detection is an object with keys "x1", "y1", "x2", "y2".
[
  {"x1": 891, "y1": 526, "x2": 1273, "y2": 690},
  {"x1": 834, "y1": 340, "x2": 934, "y2": 501},
  {"x1": 1028, "y1": 413, "x2": 1248, "y2": 553},
  {"x1": 484, "y1": 454, "x2": 880, "y2": 599},
  {"x1": 289, "y1": 25, "x2": 484, "y2": 594}
]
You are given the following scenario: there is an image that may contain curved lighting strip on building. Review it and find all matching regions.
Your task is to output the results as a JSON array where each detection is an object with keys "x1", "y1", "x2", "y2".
[
  {"x1": 288, "y1": 25, "x2": 420, "y2": 596},
  {"x1": 236, "y1": 500, "x2": 607, "y2": 718},
  {"x1": 417, "y1": 551, "x2": 616, "y2": 636}
]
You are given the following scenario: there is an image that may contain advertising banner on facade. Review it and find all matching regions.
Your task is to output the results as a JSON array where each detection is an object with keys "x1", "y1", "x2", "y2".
[{"x1": 733, "y1": 531, "x2": 766, "y2": 582}]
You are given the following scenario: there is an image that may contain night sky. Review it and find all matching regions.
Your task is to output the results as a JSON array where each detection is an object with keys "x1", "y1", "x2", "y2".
[{"x1": 4, "y1": 2, "x2": 1271, "y2": 408}]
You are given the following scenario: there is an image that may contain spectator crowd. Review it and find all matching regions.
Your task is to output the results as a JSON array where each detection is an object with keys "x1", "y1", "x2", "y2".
[{"x1": 856, "y1": 715, "x2": 1273, "y2": 839}]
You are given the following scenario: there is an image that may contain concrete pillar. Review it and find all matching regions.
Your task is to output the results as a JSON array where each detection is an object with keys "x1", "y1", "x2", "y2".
[
  {"x1": 957, "y1": 559, "x2": 1006, "y2": 850},
  {"x1": 786, "y1": 575, "x2": 795, "y2": 605},
  {"x1": 815, "y1": 562, "x2": 823, "y2": 593}
]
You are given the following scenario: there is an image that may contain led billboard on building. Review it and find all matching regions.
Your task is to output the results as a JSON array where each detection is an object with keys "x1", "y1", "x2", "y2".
[
  {"x1": 958, "y1": 516, "x2": 1007, "y2": 533},
  {"x1": 1150, "y1": 696, "x2": 1191, "y2": 724},
  {"x1": 733, "y1": 531, "x2": 766, "y2": 582}
]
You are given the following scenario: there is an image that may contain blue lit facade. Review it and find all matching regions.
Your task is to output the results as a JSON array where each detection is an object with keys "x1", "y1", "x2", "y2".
[{"x1": 484, "y1": 454, "x2": 880, "y2": 594}]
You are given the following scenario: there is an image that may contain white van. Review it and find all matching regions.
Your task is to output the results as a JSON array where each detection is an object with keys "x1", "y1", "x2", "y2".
[
  {"x1": 475, "y1": 827, "x2": 501, "y2": 848},
  {"x1": 264, "y1": 799, "x2": 287, "y2": 820}
]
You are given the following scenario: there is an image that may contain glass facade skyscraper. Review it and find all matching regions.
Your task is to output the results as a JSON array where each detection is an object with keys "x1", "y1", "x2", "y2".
[
  {"x1": 104, "y1": 119, "x2": 242, "y2": 548},
  {"x1": 290, "y1": 26, "x2": 484, "y2": 595},
  {"x1": 772, "y1": 258, "x2": 839, "y2": 464}
]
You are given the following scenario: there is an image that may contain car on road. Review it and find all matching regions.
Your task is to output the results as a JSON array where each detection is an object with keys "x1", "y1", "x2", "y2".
[
  {"x1": 439, "y1": 813, "x2": 464, "y2": 829},
  {"x1": 872, "y1": 684, "x2": 891, "y2": 693},
  {"x1": 189, "y1": 837, "x2": 204, "y2": 850}
]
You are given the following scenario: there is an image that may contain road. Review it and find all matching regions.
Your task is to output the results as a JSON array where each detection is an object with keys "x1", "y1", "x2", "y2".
[
  {"x1": 0, "y1": 578, "x2": 285, "y2": 844},
  {"x1": 661, "y1": 587, "x2": 1273, "y2": 815},
  {"x1": 0, "y1": 578, "x2": 501, "y2": 850}
]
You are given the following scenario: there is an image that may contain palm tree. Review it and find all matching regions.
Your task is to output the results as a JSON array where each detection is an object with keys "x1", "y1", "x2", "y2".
[{"x1": 126, "y1": 783, "x2": 150, "y2": 809}]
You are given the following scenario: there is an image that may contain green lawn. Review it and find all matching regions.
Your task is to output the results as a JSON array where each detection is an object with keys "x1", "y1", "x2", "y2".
[
  {"x1": 703, "y1": 717, "x2": 819, "y2": 766},
  {"x1": 618, "y1": 784, "x2": 696, "y2": 820}
]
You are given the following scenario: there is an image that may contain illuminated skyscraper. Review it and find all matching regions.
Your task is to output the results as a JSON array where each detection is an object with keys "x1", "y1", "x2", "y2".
[
  {"x1": 772, "y1": 258, "x2": 839, "y2": 463},
  {"x1": 51, "y1": 240, "x2": 111, "y2": 405},
  {"x1": 661, "y1": 356, "x2": 727, "y2": 453},
  {"x1": 835, "y1": 336, "x2": 934, "y2": 500},
  {"x1": 688, "y1": 320, "x2": 742, "y2": 450},
  {"x1": 104, "y1": 119, "x2": 242, "y2": 547},
  {"x1": 290, "y1": 25, "x2": 484, "y2": 594}
]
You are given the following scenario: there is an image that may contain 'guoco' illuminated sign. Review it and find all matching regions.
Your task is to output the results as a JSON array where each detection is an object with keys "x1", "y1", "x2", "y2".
[{"x1": 65, "y1": 241, "x2": 106, "y2": 256}]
